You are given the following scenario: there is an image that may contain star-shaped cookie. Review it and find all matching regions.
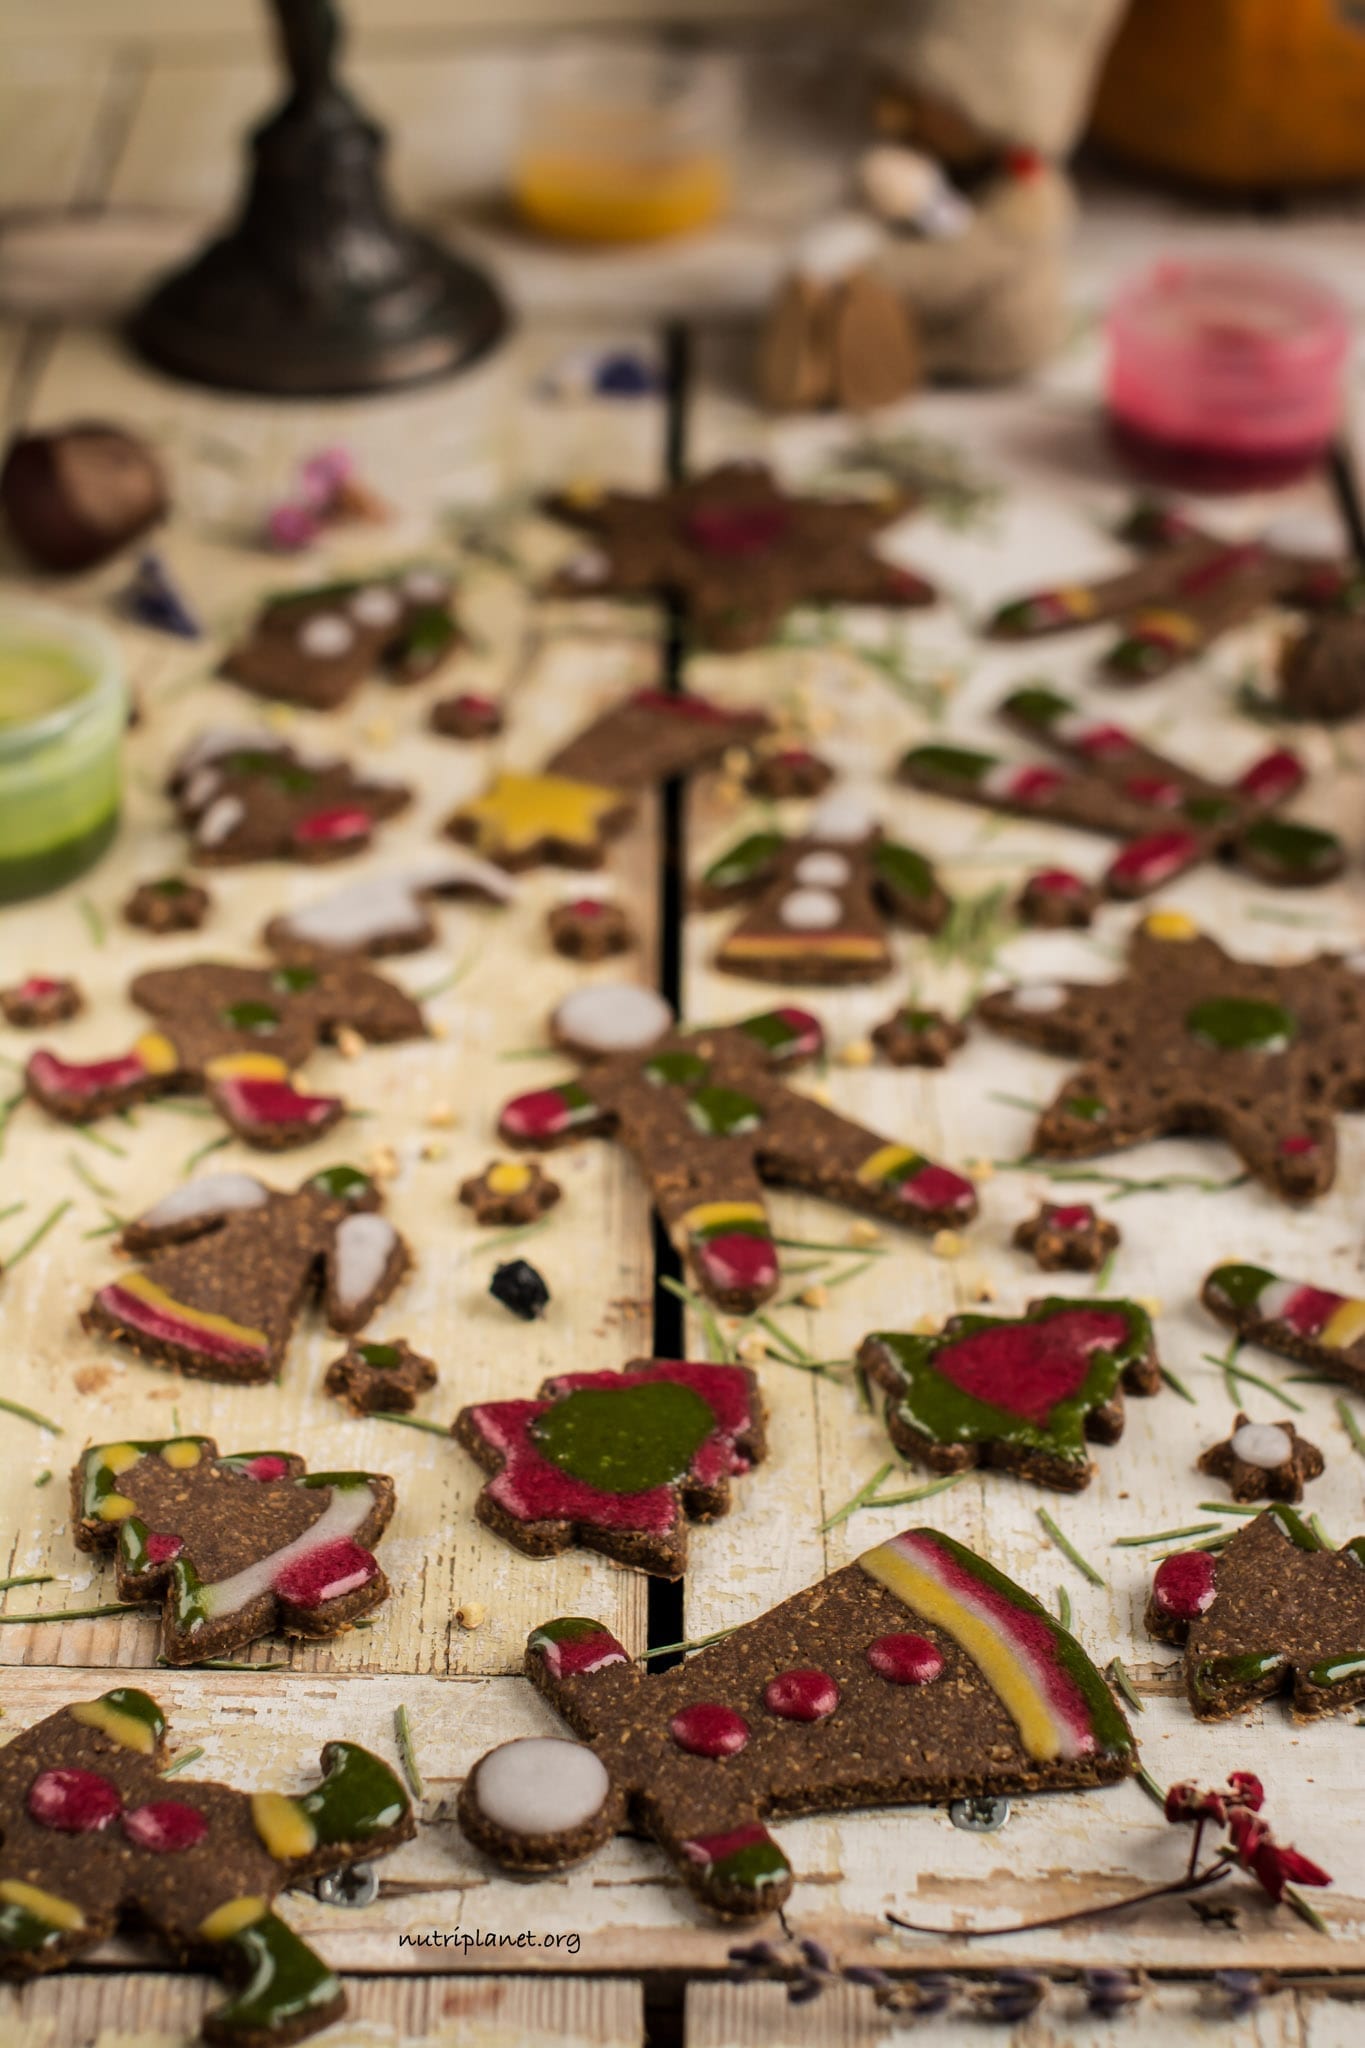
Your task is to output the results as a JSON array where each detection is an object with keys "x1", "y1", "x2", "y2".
[{"x1": 1197, "y1": 1412, "x2": 1323, "y2": 1504}]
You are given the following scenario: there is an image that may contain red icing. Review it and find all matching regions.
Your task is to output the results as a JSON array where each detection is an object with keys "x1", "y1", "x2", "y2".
[
  {"x1": 631, "y1": 688, "x2": 737, "y2": 725},
  {"x1": 1072, "y1": 724, "x2": 1133, "y2": 760},
  {"x1": 1106, "y1": 828, "x2": 1202, "y2": 888},
  {"x1": 1279, "y1": 1134, "x2": 1318, "y2": 1157},
  {"x1": 121, "y1": 1799, "x2": 209, "y2": 1853},
  {"x1": 1045, "y1": 1203, "x2": 1095, "y2": 1230},
  {"x1": 212, "y1": 1076, "x2": 339, "y2": 1132},
  {"x1": 145, "y1": 1532, "x2": 184, "y2": 1565},
  {"x1": 763, "y1": 1669, "x2": 839, "y2": 1721},
  {"x1": 670, "y1": 1703, "x2": 750, "y2": 1757},
  {"x1": 771, "y1": 1007, "x2": 823, "y2": 1060},
  {"x1": 694, "y1": 1230, "x2": 778, "y2": 1297},
  {"x1": 1007, "y1": 765, "x2": 1066, "y2": 805},
  {"x1": 28, "y1": 1047, "x2": 150, "y2": 1099},
  {"x1": 28, "y1": 1768, "x2": 122, "y2": 1832},
  {"x1": 1152, "y1": 1549, "x2": 1218, "y2": 1621},
  {"x1": 1237, "y1": 748, "x2": 1304, "y2": 806},
  {"x1": 241, "y1": 1454, "x2": 292, "y2": 1483},
  {"x1": 866, "y1": 1632, "x2": 944, "y2": 1685},
  {"x1": 453, "y1": 692, "x2": 497, "y2": 717},
  {"x1": 1279, "y1": 1284, "x2": 1342, "y2": 1337},
  {"x1": 682, "y1": 1820, "x2": 776, "y2": 1867},
  {"x1": 1183, "y1": 542, "x2": 1263, "y2": 596},
  {"x1": 933, "y1": 1308, "x2": 1132, "y2": 1426},
  {"x1": 94, "y1": 1281, "x2": 268, "y2": 1367},
  {"x1": 684, "y1": 504, "x2": 790, "y2": 557},
  {"x1": 1123, "y1": 774, "x2": 1183, "y2": 809},
  {"x1": 18, "y1": 976, "x2": 61, "y2": 998},
  {"x1": 500, "y1": 1087, "x2": 579, "y2": 1142},
  {"x1": 897, "y1": 1162, "x2": 975, "y2": 1215},
  {"x1": 273, "y1": 1536, "x2": 377, "y2": 1610},
  {"x1": 292, "y1": 806, "x2": 373, "y2": 847},
  {"x1": 564, "y1": 898, "x2": 607, "y2": 919},
  {"x1": 883, "y1": 565, "x2": 935, "y2": 601},
  {"x1": 1029, "y1": 868, "x2": 1086, "y2": 896},
  {"x1": 534, "y1": 1626, "x2": 629, "y2": 1680}
]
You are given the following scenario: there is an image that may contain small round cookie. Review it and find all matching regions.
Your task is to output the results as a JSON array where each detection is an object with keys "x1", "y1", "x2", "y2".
[
  {"x1": 459, "y1": 1159, "x2": 562, "y2": 1226},
  {"x1": 1, "y1": 975, "x2": 83, "y2": 1027},
  {"x1": 431, "y1": 691, "x2": 504, "y2": 740},
  {"x1": 124, "y1": 875, "x2": 212, "y2": 934},
  {"x1": 547, "y1": 897, "x2": 635, "y2": 961}
]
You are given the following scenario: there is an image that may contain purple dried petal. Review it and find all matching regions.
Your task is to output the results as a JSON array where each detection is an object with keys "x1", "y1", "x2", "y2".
[{"x1": 799, "y1": 1938, "x2": 833, "y2": 1974}]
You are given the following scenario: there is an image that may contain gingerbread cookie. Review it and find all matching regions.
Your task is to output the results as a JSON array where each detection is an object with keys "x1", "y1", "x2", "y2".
[
  {"x1": 902, "y1": 684, "x2": 1343, "y2": 899},
  {"x1": 1, "y1": 976, "x2": 82, "y2": 1027},
  {"x1": 168, "y1": 730, "x2": 409, "y2": 865},
  {"x1": 696, "y1": 795, "x2": 949, "y2": 984},
  {"x1": 1202, "y1": 1262, "x2": 1365, "y2": 1397},
  {"x1": 0, "y1": 1686, "x2": 413, "y2": 2047},
  {"x1": 324, "y1": 1338, "x2": 438, "y2": 1416},
  {"x1": 988, "y1": 500, "x2": 1354, "y2": 682},
  {"x1": 860, "y1": 1298, "x2": 1160, "y2": 1491},
  {"x1": 1148, "y1": 1504, "x2": 1365, "y2": 1721},
  {"x1": 27, "y1": 958, "x2": 421, "y2": 1148},
  {"x1": 457, "y1": 1526, "x2": 1136, "y2": 1918},
  {"x1": 870, "y1": 1003, "x2": 966, "y2": 1068},
  {"x1": 459, "y1": 1159, "x2": 561, "y2": 1225},
  {"x1": 545, "y1": 461, "x2": 935, "y2": 652},
  {"x1": 124, "y1": 876, "x2": 212, "y2": 934},
  {"x1": 745, "y1": 746, "x2": 834, "y2": 800},
  {"x1": 455, "y1": 1358, "x2": 765, "y2": 1576},
  {"x1": 1018, "y1": 869, "x2": 1097, "y2": 929},
  {"x1": 221, "y1": 566, "x2": 458, "y2": 709},
  {"x1": 1277, "y1": 609, "x2": 1365, "y2": 723},
  {"x1": 1197, "y1": 1414, "x2": 1323, "y2": 1504},
  {"x1": 978, "y1": 915, "x2": 1365, "y2": 1203},
  {"x1": 84, "y1": 1165, "x2": 409, "y2": 1384},
  {"x1": 547, "y1": 897, "x2": 634, "y2": 961},
  {"x1": 72, "y1": 1436, "x2": 394, "y2": 1663},
  {"x1": 498, "y1": 985, "x2": 975, "y2": 1311},
  {"x1": 430, "y1": 690, "x2": 503, "y2": 739},
  {"x1": 1013, "y1": 1202, "x2": 1119, "y2": 1274},
  {"x1": 262, "y1": 857, "x2": 516, "y2": 961}
]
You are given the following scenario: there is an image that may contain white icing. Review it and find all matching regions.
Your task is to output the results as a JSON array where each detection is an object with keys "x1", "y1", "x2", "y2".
[
  {"x1": 273, "y1": 859, "x2": 516, "y2": 953},
  {"x1": 182, "y1": 766, "x2": 222, "y2": 811},
  {"x1": 333, "y1": 1213, "x2": 398, "y2": 1310},
  {"x1": 553, "y1": 984, "x2": 672, "y2": 1054},
  {"x1": 1010, "y1": 983, "x2": 1066, "y2": 1014},
  {"x1": 808, "y1": 791, "x2": 874, "y2": 844},
  {"x1": 349, "y1": 585, "x2": 402, "y2": 629},
  {"x1": 403, "y1": 568, "x2": 449, "y2": 604},
  {"x1": 299, "y1": 613, "x2": 356, "y2": 659},
  {"x1": 139, "y1": 1173, "x2": 269, "y2": 1231},
  {"x1": 174, "y1": 729, "x2": 286, "y2": 777},
  {"x1": 794, "y1": 212, "x2": 881, "y2": 283},
  {"x1": 1230, "y1": 1421, "x2": 1292, "y2": 1470},
  {"x1": 1262, "y1": 512, "x2": 1341, "y2": 562},
  {"x1": 1258, "y1": 1278, "x2": 1296, "y2": 1320},
  {"x1": 1344, "y1": 951, "x2": 1365, "y2": 976},
  {"x1": 202, "y1": 1482, "x2": 377, "y2": 1619},
  {"x1": 793, "y1": 850, "x2": 851, "y2": 888},
  {"x1": 472, "y1": 1738, "x2": 610, "y2": 1838},
  {"x1": 195, "y1": 795, "x2": 246, "y2": 848},
  {"x1": 779, "y1": 887, "x2": 843, "y2": 931}
]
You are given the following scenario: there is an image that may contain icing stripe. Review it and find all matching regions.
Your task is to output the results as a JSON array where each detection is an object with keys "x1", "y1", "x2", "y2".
[
  {"x1": 96, "y1": 1275, "x2": 269, "y2": 1366},
  {"x1": 199, "y1": 1484, "x2": 378, "y2": 1620},
  {"x1": 723, "y1": 934, "x2": 887, "y2": 960},
  {"x1": 683, "y1": 1201, "x2": 767, "y2": 1237}
]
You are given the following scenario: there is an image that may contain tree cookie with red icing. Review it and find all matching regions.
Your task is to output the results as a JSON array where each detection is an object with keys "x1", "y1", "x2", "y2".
[
  {"x1": 26, "y1": 958, "x2": 422, "y2": 1149},
  {"x1": 71, "y1": 1436, "x2": 395, "y2": 1664},
  {"x1": 83, "y1": 1165, "x2": 410, "y2": 1385},
  {"x1": 456, "y1": 1526, "x2": 1136, "y2": 1918},
  {"x1": 496, "y1": 983, "x2": 976, "y2": 1313},
  {"x1": 167, "y1": 729, "x2": 409, "y2": 866},
  {"x1": 0, "y1": 1685, "x2": 413, "y2": 2047},
  {"x1": 454, "y1": 1358, "x2": 765, "y2": 1576},
  {"x1": 1148, "y1": 1504, "x2": 1365, "y2": 1722},
  {"x1": 859, "y1": 1297, "x2": 1161, "y2": 1491}
]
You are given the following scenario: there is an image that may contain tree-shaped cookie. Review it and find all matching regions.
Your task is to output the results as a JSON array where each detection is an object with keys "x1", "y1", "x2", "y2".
[
  {"x1": 696, "y1": 793, "x2": 949, "y2": 984},
  {"x1": 221, "y1": 565, "x2": 459, "y2": 708},
  {"x1": 445, "y1": 685, "x2": 770, "y2": 870},
  {"x1": 26, "y1": 959, "x2": 422, "y2": 1148},
  {"x1": 544, "y1": 461, "x2": 935, "y2": 652},
  {"x1": 1147, "y1": 1505, "x2": 1365, "y2": 1721},
  {"x1": 859, "y1": 1297, "x2": 1161, "y2": 1491},
  {"x1": 496, "y1": 985, "x2": 976, "y2": 1311},
  {"x1": 457, "y1": 1526, "x2": 1136, "y2": 1919},
  {"x1": 1202, "y1": 1261, "x2": 1365, "y2": 1397},
  {"x1": 901, "y1": 683, "x2": 1342, "y2": 898},
  {"x1": 987, "y1": 500, "x2": 1354, "y2": 682},
  {"x1": 83, "y1": 1166, "x2": 410, "y2": 1385},
  {"x1": 976, "y1": 913, "x2": 1365, "y2": 1202},
  {"x1": 71, "y1": 1436, "x2": 395, "y2": 1664},
  {"x1": 168, "y1": 730, "x2": 410, "y2": 865},
  {"x1": 0, "y1": 1686, "x2": 413, "y2": 2046},
  {"x1": 455, "y1": 1359, "x2": 765, "y2": 1575}
]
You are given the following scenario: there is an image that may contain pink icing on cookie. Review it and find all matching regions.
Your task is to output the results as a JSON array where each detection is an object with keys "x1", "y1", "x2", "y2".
[
  {"x1": 27, "y1": 1048, "x2": 150, "y2": 1099},
  {"x1": 896, "y1": 1163, "x2": 976, "y2": 1215},
  {"x1": 1238, "y1": 748, "x2": 1304, "y2": 806},
  {"x1": 1152, "y1": 1550, "x2": 1218, "y2": 1621},
  {"x1": 145, "y1": 1533, "x2": 184, "y2": 1565},
  {"x1": 211, "y1": 1075, "x2": 339, "y2": 1134},
  {"x1": 694, "y1": 1231, "x2": 779, "y2": 1297},
  {"x1": 865, "y1": 1632, "x2": 944, "y2": 1685},
  {"x1": 121, "y1": 1799, "x2": 209, "y2": 1852},
  {"x1": 292, "y1": 806, "x2": 374, "y2": 848},
  {"x1": 241, "y1": 1455, "x2": 292, "y2": 1483},
  {"x1": 1107, "y1": 829, "x2": 1202, "y2": 890},
  {"x1": 931, "y1": 1308, "x2": 1132, "y2": 1426},
  {"x1": 670, "y1": 1703, "x2": 750, "y2": 1757},
  {"x1": 273, "y1": 1536, "x2": 378, "y2": 1611},
  {"x1": 763, "y1": 1669, "x2": 840, "y2": 1721},
  {"x1": 28, "y1": 1768, "x2": 122, "y2": 1832},
  {"x1": 92, "y1": 1281, "x2": 269, "y2": 1369},
  {"x1": 684, "y1": 504, "x2": 789, "y2": 557}
]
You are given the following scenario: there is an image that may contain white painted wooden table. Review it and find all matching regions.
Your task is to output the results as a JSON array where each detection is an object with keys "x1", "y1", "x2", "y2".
[{"x1": 2, "y1": 19, "x2": 1364, "y2": 2048}]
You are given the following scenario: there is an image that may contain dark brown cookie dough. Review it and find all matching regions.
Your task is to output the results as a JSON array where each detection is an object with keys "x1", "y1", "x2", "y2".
[
  {"x1": 430, "y1": 691, "x2": 504, "y2": 739},
  {"x1": 1197, "y1": 1413, "x2": 1324, "y2": 1504},
  {"x1": 459, "y1": 1158, "x2": 562, "y2": 1226},
  {"x1": 323, "y1": 1337, "x2": 438, "y2": 1416},
  {"x1": 168, "y1": 731, "x2": 409, "y2": 865},
  {"x1": 221, "y1": 567, "x2": 459, "y2": 710},
  {"x1": 744, "y1": 746, "x2": 834, "y2": 800},
  {"x1": 1, "y1": 975, "x2": 82, "y2": 1027},
  {"x1": 871, "y1": 1002, "x2": 966, "y2": 1068},
  {"x1": 1013, "y1": 1201, "x2": 1119, "y2": 1274},
  {"x1": 1017, "y1": 867, "x2": 1098, "y2": 929},
  {"x1": 547, "y1": 897, "x2": 634, "y2": 961},
  {"x1": 124, "y1": 876, "x2": 212, "y2": 934}
]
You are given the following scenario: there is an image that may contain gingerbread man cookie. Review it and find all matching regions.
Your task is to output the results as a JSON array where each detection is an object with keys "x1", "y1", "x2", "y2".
[
  {"x1": 221, "y1": 566, "x2": 458, "y2": 709},
  {"x1": 1197, "y1": 1413, "x2": 1324, "y2": 1504},
  {"x1": 323, "y1": 1338, "x2": 438, "y2": 1417},
  {"x1": 168, "y1": 730, "x2": 409, "y2": 865}
]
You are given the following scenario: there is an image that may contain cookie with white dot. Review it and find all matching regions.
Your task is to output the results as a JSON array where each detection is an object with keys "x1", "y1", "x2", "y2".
[
  {"x1": 167, "y1": 730, "x2": 409, "y2": 866},
  {"x1": 1197, "y1": 1412, "x2": 1324, "y2": 1504},
  {"x1": 220, "y1": 568, "x2": 459, "y2": 710},
  {"x1": 459, "y1": 1158, "x2": 562, "y2": 1226}
]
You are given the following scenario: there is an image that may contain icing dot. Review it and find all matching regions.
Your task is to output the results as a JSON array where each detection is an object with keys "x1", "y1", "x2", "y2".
[
  {"x1": 1010, "y1": 983, "x2": 1065, "y2": 1014},
  {"x1": 779, "y1": 887, "x2": 843, "y2": 931},
  {"x1": 866, "y1": 1633, "x2": 944, "y2": 1685},
  {"x1": 808, "y1": 791, "x2": 874, "y2": 843},
  {"x1": 121, "y1": 1800, "x2": 209, "y2": 1853},
  {"x1": 670, "y1": 1703, "x2": 750, "y2": 1758},
  {"x1": 332, "y1": 1212, "x2": 398, "y2": 1311},
  {"x1": 298, "y1": 613, "x2": 356, "y2": 659},
  {"x1": 403, "y1": 568, "x2": 449, "y2": 604},
  {"x1": 28, "y1": 1768, "x2": 122, "y2": 1833},
  {"x1": 240, "y1": 1454, "x2": 291, "y2": 1483},
  {"x1": 553, "y1": 983, "x2": 672, "y2": 1054},
  {"x1": 138, "y1": 1173, "x2": 268, "y2": 1232},
  {"x1": 1230, "y1": 1422, "x2": 1292, "y2": 1470},
  {"x1": 349, "y1": 585, "x2": 402, "y2": 628},
  {"x1": 195, "y1": 795, "x2": 246, "y2": 848},
  {"x1": 1152, "y1": 1550, "x2": 1218, "y2": 1621},
  {"x1": 792, "y1": 851, "x2": 851, "y2": 888},
  {"x1": 145, "y1": 1532, "x2": 184, "y2": 1565},
  {"x1": 763, "y1": 1669, "x2": 840, "y2": 1721},
  {"x1": 473, "y1": 1737, "x2": 611, "y2": 1837}
]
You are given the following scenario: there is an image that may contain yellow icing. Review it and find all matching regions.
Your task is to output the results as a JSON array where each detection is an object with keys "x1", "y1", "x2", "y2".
[
  {"x1": 1131, "y1": 607, "x2": 1199, "y2": 646},
  {"x1": 560, "y1": 478, "x2": 604, "y2": 508},
  {"x1": 199, "y1": 1895, "x2": 268, "y2": 1942},
  {"x1": 205, "y1": 1051, "x2": 290, "y2": 1082},
  {"x1": 452, "y1": 773, "x2": 623, "y2": 857},
  {"x1": 1323, "y1": 1299, "x2": 1365, "y2": 1350},
  {"x1": 96, "y1": 1494, "x2": 137, "y2": 1522},
  {"x1": 135, "y1": 1032, "x2": 179, "y2": 1076},
  {"x1": 725, "y1": 935, "x2": 885, "y2": 959},
  {"x1": 250, "y1": 1792, "x2": 317, "y2": 1861},
  {"x1": 486, "y1": 1162, "x2": 532, "y2": 1195},
  {"x1": 0, "y1": 1880, "x2": 84, "y2": 1932},
  {"x1": 1057, "y1": 584, "x2": 1098, "y2": 618},
  {"x1": 1143, "y1": 910, "x2": 1198, "y2": 942},
  {"x1": 70, "y1": 1697, "x2": 158, "y2": 1754},
  {"x1": 117, "y1": 1273, "x2": 267, "y2": 1353},
  {"x1": 682, "y1": 1200, "x2": 766, "y2": 1233},
  {"x1": 98, "y1": 1442, "x2": 142, "y2": 1476},
  {"x1": 860, "y1": 1541, "x2": 1061, "y2": 1762},
  {"x1": 161, "y1": 1439, "x2": 203, "y2": 1470},
  {"x1": 856, "y1": 1143, "x2": 914, "y2": 1185}
]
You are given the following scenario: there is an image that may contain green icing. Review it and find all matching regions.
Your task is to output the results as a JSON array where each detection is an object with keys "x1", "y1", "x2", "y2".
[
  {"x1": 703, "y1": 831, "x2": 784, "y2": 892},
  {"x1": 1186, "y1": 997, "x2": 1296, "y2": 1054},
  {"x1": 872, "y1": 839, "x2": 934, "y2": 899},
  {"x1": 1308, "y1": 1653, "x2": 1365, "y2": 1687},
  {"x1": 711, "y1": 1841, "x2": 792, "y2": 1891},
  {"x1": 151, "y1": 875, "x2": 192, "y2": 895},
  {"x1": 1182, "y1": 794, "x2": 1235, "y2": 825},
  {"x1": 301, "y1": 1741, "x2": 411, "y2": 1842},
  {"x1": 299, "y1": 1472, "x2": 371, "y2": 1493},
  {"x1": 205, "y1": 1908, "x2": 342, "y2": 2039},
  {"x1": 687, "y1": 1086, "x2": 762, "y2": 1138},
  {"x1": 1206, "y1": 1262, "x2": 1274, "y2": 1312},
  {"x1": 1241, "y1": 817, "x2": 1341, "y2": 874},
  {"x1": 1060, "y1": 1094, "x2": 1108, "y2": 1124},
  {"x1": 222, "y1": 999, "x2": 280, "y2": 1035},
  {"x1": 357, "y1": 1343, "x2": 401, "y2": 1370},
  {"x1": 1003, "y1": 684, "x2": 1070, "y2": 728},
  {"x1": 531, "y1": 1379, "x2": 715, "y2": 1494},
  {"x1": 530, "y1": 1616, "x2": 607, "y2": 1647},
  {"x1": 1191, "y1": 1650, "x2": 1287, "y2": 1703},
  {"x1": 271, "y1": 964, "x2": 319, "y2": 993},
  {"x1": 226, "y1": 750, "x2": 315, "y2": 791},
  {"x1": 265, "y1": 579, "x2": 365, "y2": 613},
  {"x1": 0, "y1": 1897, "x2": 68, "y2": 1954},
  {"x1": 117, "y1": 1515, "x2": 153, "y2": 1575},
  {"x1": 901, "y1": 743, "x2": 994, "y2": 785},
  {"x1": 81, "y1": 1438, "x2": 213, "y2": 1518},
  {"x1": 738, "y1": 1011, "x2": 801, "y2": 1054},
  {"x1": 901, "y1": 1007, "x2": 940, "y2": 1032},
  {"x1": 306, "y1": 1165, "x2": 373, "y2": 1204},
  {"x1": 171, "y1": 1557, "x2": 212, "y2": 1635},
  {"x1": 97, "y1": 1687, "x2": 166, "y2": 1743},
  {"x1": 1265, "y1": 1503, "x2": 1327, "y2": 1552},
  {"x1": 644, "y1": 1050, "x2": 709, "y2": 1090},
  {"x1": 393, "y1": 605, "x2": 456, "y2": 661}
]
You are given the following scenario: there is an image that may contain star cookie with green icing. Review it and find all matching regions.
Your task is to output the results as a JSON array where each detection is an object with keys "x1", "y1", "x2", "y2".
[
  {"x1": 456, "y1": 1527, "x2": 1136, "y2": 1919},
  {"x1": 0, "y1": 1686, "x2": 413, "y2": 2046},
  {"x1": 324, "y1": 1337, "x2": 438, "y2": 1416},
  {"x1": 455, "y1": 1358, "x2": 765, "y2": 1576},
  {"x1": 71, "y1": 1436, "x2": 395, "y2": 1664},
  {"x1": 860, "y1": 1296, "x2": 1161, "y2": 1491},
  {"x1": 977, "y1": 913, "x2": 1365, "y2": 1202}
]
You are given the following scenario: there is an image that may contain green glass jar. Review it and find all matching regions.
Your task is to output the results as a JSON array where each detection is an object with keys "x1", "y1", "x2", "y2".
[{"x1": 0, "y1": 601, "x2": 126, "y2": 902}]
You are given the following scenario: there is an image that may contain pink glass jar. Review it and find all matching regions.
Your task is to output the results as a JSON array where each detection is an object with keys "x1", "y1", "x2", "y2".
[{"x1": 1106, "y1": 258, "x2": 1349, "y2": 491}]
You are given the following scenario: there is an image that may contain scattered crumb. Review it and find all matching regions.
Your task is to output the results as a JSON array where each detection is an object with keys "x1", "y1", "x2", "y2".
[
  {"x1": 426, "y1": 1102, "x2": 457, "y2": 1128},
  {"x1": 263, "y1": 703, "x2": 295, "y2": 731},
  {"x1": 932, "y1": 1230, "x2": 964, "y2": 1260},
  {"x1": 722, "y1": 746, "x2": 752, "y2": 779},
  {"x1": 805, "y1": 1082, "x2": 834, "y2": 1108},
  {"x1": 798, "y1": 1284, "x2": 829, "y2": 1310},
  {"x1": 363, "y1": 717, "x2": 394, "y2": 748},
  {"x1": 966, "y1": 1158, "x2": 996, "y2": 1182},
  {"x1": 428, "y1": 1018, "x2": 451, "y2": 1040},
  {"x1": 73, "y1": 1365, "x2": 112, "y2": 1397},
  {"x1": 973, "y1": 1278, "x2": 997, "y2": 1303},
  {"x1": 420, "y1": 1139, "x2": 447, "y2": 1162},
  {"x1": 847, "y1": 1220, "x2": 881, "y2": 1247},
  {"x1": 456, "y1": 1602, "x2": 487, "y2": 1630},
  {"x1": 367, "y1": 1143, "x2": 400, "y2": 1182},
  {"x1": 334, "y1": 1025, "x2": 365, "y2": 1061},
  {"x1": 712, "y1": 777, "x2": 744, "y2": 809},
  {"x1": 736, "y1": 1331, "x2": 767, "y2": 1363},
  {"x1": 149, "y1": 1384, "x2": 180, "y2": 1401},
  {"x1": 837, "y1": 1039, "x2": 874, "y2": 1068},
  {"x1": 1136, "y1": 1295, "x2": 1163, "y2": 1317}
]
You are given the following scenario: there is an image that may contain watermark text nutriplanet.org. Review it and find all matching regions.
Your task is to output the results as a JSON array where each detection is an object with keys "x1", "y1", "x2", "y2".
[{"x1": 398, "y1": 1928, "x2": 582, "y2": 1956}]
